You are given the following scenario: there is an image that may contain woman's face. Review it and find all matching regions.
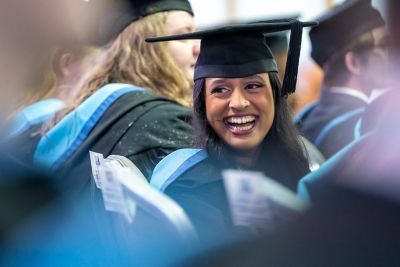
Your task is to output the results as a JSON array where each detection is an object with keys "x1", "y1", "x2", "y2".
[
  {"x1": 205, "y1": 73, "x2": 275, "y2": 152},
  {"x1": 165, "y1": 11, "x2": 200, "y2": 82}
]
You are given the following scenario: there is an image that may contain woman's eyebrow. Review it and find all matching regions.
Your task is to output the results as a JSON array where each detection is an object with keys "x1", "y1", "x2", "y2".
[
  {"x1": 242, "y1": 75, "x2": 264, "y2": 82},
  {"x1": 210, "y1": 79, "x2": 228, "y2": 85}
]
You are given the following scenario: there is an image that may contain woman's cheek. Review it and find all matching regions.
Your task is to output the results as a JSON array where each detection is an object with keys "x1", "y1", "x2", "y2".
[{"x1": 206, "y1": 99, "x2": 225, "y2": 128}]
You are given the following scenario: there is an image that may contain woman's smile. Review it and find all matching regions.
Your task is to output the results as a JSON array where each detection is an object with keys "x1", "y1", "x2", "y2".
[{"x1": 223, "y1": 115, "x2": 258, "y2": 135}]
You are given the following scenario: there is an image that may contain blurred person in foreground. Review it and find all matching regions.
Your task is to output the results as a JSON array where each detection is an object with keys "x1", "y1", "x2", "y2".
[
  {"x1": 297, "y1": 0, "x2": 390, "y2": 159},
  {"x1": 0, "y1": 0, "x2": 99, "y2": 162},
  {"x1": 0, "y1": 1, "x2": 160, "y2": 266}
]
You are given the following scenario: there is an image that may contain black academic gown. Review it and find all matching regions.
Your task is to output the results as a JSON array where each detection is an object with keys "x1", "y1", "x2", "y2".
[
  {"x1": 57, "y1": 90, "x2": 193, "y2": 192},
  {"x1": 181, "y1": 181, "x2": 400, "y2": 267},
  {"x1": 165, "y1": 151, "x2": 309, "y2": 241},
  {"x1": 299, "y1": 88, "x2": 368, "y2": 158}
]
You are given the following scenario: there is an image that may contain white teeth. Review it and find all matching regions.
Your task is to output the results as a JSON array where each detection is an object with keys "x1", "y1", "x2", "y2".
[
  {"x1": 232, "y1": 125, "x2": 253, "y2": 131},
  {"x1": 227, "y1": 115, "x2": 255, "y2": 124}
]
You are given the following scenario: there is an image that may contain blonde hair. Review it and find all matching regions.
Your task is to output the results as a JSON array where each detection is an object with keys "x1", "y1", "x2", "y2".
[{"x1": 49, "y1": 12, "x2": 192, "y2": 129}]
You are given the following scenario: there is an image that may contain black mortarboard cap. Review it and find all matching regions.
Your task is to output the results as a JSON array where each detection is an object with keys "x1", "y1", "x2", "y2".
[
  {"x1": 248, "y1": 14, "x2": 300, "y2": 54},
  {"x1": 265, "y1": 32, "x2": 289, "y2": 55},
  {"x1": 310, "y1": 0, "x2": 385, "y2": 67},
  {"x1": 147, "y1": 20, "x2": 317, "y2": 96},
  {"x1": 78, "y1": 0, "x2": 193, "y2": 45}
]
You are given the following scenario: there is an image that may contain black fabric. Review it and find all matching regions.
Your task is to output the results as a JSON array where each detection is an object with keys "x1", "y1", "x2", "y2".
[
  {"x1": 132, "y1": 0, "x2": 193, "y2": 17},
  {"x1": 146, "y1": 21, "x2": 317, "y2": 95},
  {"x1": 265, "y1": 32, "x2": 288, "y2": 54},
  {"x1": 57, "y1": 90, "x2": 192, "y2": 192},
  {"x1": 165, "y1": 150, "x2": 309, "y2": 240},
  {"x1": 193, "y1": 33, "x2": 278, "y2": 80},
  {"x1": 298, "y1": 89, "x2": 367, "y2": 158},
  {"x1": 97, "y1": 0, "x2": 193, "y2": 45},
  {"x1": 181, "y1": 182, "x2": 400, "y2": 267},
  {"x1": 310, "y1": 0, "x2": 385, "y2": 67},
  {"x1": 194, "y1": 59, "x2": 278, "y2": 80}
]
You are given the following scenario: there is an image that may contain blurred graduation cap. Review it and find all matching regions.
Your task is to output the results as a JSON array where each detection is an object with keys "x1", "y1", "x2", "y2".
[
  {"x1": 147, "y1": 20, "x2": 317, "y2": 96},
  {"x1": 77, "y1": 0, "x2": 193, "y2": 45},
  {"x1": 310, "y1": 0, "x2": 385, "y2": 67}
]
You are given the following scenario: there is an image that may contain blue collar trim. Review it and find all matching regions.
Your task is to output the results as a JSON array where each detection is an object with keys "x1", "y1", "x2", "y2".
[
  {"x1": 315, "y1": 107, "x2": 365, "y2": 147},
  {"x1": 8, "y1": 99, "x2": 65, "y2": 138},
  {"x1": 150, "y1": 148, "x2": 208, "y2": 192}
]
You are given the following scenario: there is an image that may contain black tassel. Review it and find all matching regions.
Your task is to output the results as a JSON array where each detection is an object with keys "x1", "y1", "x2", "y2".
[{"x1": 282, "y1": 20, "x2": 303, "y2": 96}]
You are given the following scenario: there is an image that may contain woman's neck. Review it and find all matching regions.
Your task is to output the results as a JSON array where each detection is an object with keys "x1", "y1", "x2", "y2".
[{"x1": 232, "y1": 148, "x2": 261, "y2": 168}]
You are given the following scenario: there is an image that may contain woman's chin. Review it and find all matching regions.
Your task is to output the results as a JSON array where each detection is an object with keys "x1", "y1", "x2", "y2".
[{"x1": 225, "y1": 139, "x2": 261, "y2": 153}]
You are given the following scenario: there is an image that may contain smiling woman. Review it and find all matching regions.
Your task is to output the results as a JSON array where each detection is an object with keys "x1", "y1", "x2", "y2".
[
  {"x1": 194, "y1": 71, "x2": 304, "y2": 176},
  {"x1": 147, "y1": 20, "x2": 317, "y2": 237},
  {"x1": 205, "y1": 74, "x2": 275, "y2": 154}
]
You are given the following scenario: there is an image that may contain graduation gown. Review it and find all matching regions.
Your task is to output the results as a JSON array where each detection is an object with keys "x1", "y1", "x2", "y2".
[
  {"x1": 152, "y1": 147, "x2": 310, "y2": 239},
  {"x1": 182, "y1": 181, "x2": 400, "y2": 267},
  {"x1": 299, "y1": 88, "x2": 368, "y2": 158},
  {"x1": 32, "y1": 84, "x2": 193, "y2": 191}
]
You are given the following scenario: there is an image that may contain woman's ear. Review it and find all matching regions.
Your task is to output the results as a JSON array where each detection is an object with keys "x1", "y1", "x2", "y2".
[
  {"x1": 54, "y1": 50, "x2": 73, "y2": 78},
  {"x1": 344, "y1": 51, "x2": 361, "y2": 76}
]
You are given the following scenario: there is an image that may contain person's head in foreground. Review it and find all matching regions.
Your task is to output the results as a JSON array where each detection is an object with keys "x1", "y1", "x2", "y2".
[
  {"x1": 310, "y1": 0, "x2": 389, "y2": 94},
  {"x1": 148, "y1": 20, "x2": 316, "y2": 177}
]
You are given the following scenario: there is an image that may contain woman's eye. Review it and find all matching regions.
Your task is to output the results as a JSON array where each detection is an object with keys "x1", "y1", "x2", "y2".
[
  {"x1": 245, "y1": 83, "x2": 262, "y2": 90},
  {"x1": 211, "y1": 87, "x2": 230, "y2": 94}
]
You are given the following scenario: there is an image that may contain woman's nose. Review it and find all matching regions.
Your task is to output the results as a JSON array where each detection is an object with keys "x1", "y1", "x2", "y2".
[{"x1": 229, "y1": 89, "x2": 250, "y2": 110}]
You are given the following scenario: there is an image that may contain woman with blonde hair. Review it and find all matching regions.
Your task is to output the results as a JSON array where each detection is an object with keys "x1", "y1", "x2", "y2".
[{"x1": 33, "y1": 0, "x2": 199, "y2": 183}]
